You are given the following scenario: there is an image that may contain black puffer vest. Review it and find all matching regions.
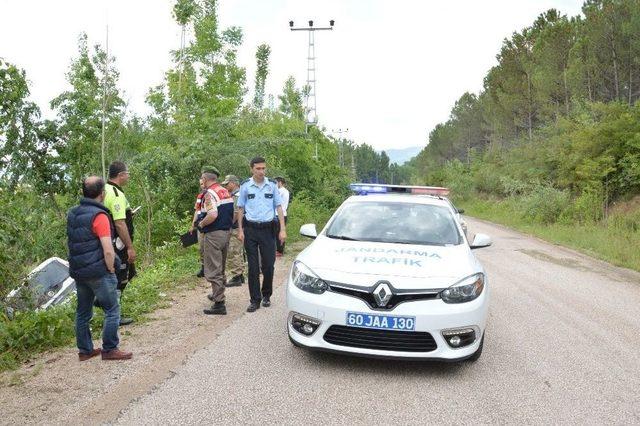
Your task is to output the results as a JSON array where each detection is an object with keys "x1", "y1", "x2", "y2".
[{"x1": 67, "y1": 198, "x2": 120, "y2": 280}]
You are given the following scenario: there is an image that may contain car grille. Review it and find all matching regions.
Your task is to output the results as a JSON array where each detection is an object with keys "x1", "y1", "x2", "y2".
[
  {"x1": 323, "y1": 325, "x2": 438, "y2": 352},
  {"x1": 328, "y1": 285, "x2": 440, "y2": 310}
]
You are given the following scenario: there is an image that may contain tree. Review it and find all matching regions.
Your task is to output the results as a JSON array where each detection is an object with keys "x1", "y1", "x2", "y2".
[
  {"x1": 50, "y1": 34, "x2": 125, "y2": 183},
  {"x1": 485, "y1": 28, "x2": 539, "y2": 142},
  {"x1": 0, "y1": 59, "x2": 63, "y2": 192},
  {"x1": 450, "y1": 92, "x2": 486, "y2": 163},
  {"x1": 532, "y1": 10, "x2": 576, "y2": 119},
  {"x1": 278, "y1": 76, "x2": 304, "y2": 120},
  {"x1": 253, "y1": 44, "x2": 271, "y2": 108}
]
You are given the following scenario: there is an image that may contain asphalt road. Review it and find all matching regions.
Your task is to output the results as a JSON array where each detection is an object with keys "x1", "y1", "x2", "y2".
[{"x1": 115, "y1": 218, "x2": 640, "y2": 425}]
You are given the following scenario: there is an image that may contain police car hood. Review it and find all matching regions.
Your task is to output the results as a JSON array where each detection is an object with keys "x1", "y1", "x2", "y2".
[{"x1": 298, "y1": 236, "x2": 479, "y2": 289}]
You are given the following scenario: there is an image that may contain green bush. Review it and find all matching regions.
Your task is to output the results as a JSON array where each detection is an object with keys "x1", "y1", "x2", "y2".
[
  {"x1": 519, "y1": 185, "x2": 570, "y2": 224},
  {"x1": 562, "y1": 187, "x2": 604, "y2": 224},
  {"x1": 286, "y1": 196, "x2": 335, "y2": 243},
  {"x1": 0, "y1": 304, "x2": 75, "y2": 371},
  {"x1": 471, "y1": 163, "x2": 504, "y2": 195},
  {"x1": 425, "y1": 159, "x2": 474, "y2": 201},
  {"x1": 498, "y1": 176, "x2": 533, "y2": 197}
]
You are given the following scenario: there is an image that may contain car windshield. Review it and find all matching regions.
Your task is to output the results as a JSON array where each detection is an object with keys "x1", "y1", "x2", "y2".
[{"x1": 325, "y1": 201, "x2": 461, "y2": 246}]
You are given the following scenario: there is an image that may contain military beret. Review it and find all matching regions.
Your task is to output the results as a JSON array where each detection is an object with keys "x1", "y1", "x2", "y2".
[{"x1": 201, "y1": 166, "x2": 221, "y2": 177}]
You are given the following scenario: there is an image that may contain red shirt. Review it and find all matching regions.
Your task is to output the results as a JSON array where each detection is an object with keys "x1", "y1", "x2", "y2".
[
  {"x1": 92, "y1": 213, "x2": 111, "y2": 238},
  {"x1": 195, "y1": 191, "x2": 205, "y2": 211}
]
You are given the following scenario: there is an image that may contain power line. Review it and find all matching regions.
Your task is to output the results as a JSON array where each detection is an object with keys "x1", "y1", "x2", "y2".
[{"x1": 331, "y1": 128, "x2": 349, "y2": 168}]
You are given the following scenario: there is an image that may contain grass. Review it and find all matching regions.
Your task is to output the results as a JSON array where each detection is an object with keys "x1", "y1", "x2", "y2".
[
  {"x1": 462, "y1": 198, "x2": 640, "y2": 272},
  {"x1": 0, "y1": 243, "x2": 198, "y2": 372}
]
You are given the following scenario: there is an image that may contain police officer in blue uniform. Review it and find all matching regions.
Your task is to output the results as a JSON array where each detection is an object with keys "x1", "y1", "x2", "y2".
[{"x1": 237, "y1": 156, "x2": 287, "y2": 312}]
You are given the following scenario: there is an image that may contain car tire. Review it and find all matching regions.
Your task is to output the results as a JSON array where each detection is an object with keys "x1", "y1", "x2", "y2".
[{"x1": 467, "y1": 333, "x2": 484, "y2": 362}]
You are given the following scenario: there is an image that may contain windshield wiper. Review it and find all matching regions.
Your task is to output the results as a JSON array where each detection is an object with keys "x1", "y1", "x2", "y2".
[
  {"x1": 385, "y1": 240, "x2": 448, "y2": 246},
  {"x1": 326, "y1": 234, "x2": 360, "y2": 241}
]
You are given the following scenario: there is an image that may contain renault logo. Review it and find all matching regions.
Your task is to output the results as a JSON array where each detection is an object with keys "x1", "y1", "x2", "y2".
[{"x1": 373, "y1": 282, "x2": 392, "y2": 307}]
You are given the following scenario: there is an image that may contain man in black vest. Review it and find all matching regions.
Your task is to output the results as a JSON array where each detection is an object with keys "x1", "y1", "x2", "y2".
[
  {"x1": 67, "y1": 176, "x2": 132, "y2": 361},
  {"x1": 197, "y1": 166, "x2": 235, "y2": 315}
]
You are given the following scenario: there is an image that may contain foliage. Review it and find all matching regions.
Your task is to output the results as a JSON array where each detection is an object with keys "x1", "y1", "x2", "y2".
[
  {"x1": 414, "y1": 2, "x2": 640, "y2": 235},
  {"x1": 0, "y1": 59, "x2": 64, "y2": 193},
  {"x1": 253, "y1": 44, "x2": 271, "y2": 108},
  {"x1": 518, "y1": 185, "x2": 571, "y2": 224},
  {"x1": 0, "y1": 303, "x2": 75, "y2": 371},
  {"x1": 50, "y1": 33, "x2": 126, "y2": 183},
  {"x1": 173, "y1": 0, "x2": 199, "y2": 26}
]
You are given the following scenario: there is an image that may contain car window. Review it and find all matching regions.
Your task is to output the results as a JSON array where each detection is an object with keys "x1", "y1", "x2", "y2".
[{"x1": 325, "y1": 201, "x2": 462, "y2": 246}]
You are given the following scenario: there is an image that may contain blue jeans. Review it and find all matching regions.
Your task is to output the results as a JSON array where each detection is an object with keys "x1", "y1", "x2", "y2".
[{"x1": 75, "y1": 273, "x2": 120, "y2": 353}]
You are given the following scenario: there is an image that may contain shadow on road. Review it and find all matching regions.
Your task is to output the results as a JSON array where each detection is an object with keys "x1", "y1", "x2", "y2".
[{"x1": 303, "y1": 349, "x2": 470, "y2": 378}]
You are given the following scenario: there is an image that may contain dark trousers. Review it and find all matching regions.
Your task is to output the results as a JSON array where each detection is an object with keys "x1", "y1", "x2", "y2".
[
  {"x1": 244, "y1": 225, "x2": 276, "y2": 303},
  {"x1": 115, "y1": 247, "x2": 136, "y2": 292},
  {"x1": 275, "y1": 216, "x2": 288, "y2": 254}
]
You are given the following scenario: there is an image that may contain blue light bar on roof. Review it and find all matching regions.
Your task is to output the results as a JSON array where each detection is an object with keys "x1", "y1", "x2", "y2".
[
  {"x1": 349, "y1": 184, "x2": 388, "y2": 194},
  {"x1": 349, "y1": 183, "x2": 450, "y2": 196}
]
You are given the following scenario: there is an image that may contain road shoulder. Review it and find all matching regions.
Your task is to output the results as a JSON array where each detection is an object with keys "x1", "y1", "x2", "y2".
[{"x1": 0, "y1": 246, "x2": 300, "y2": 425}]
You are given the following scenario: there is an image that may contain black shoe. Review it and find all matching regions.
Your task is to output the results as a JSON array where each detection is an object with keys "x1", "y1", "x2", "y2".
[
  {"x1": 246, "y1": 302, "x2": 260, "y2": 313},
  {"x1": 203, "y1": 302, "x2": 226, "y2": 315},
  {"x1": 196, "y1": 265, "x2": 204, "y2": 278},
  {"x1": 226, "y1": 274, "x2": 244, "y2": 287},
  {"x1": 119, "y1": 317, "x2": 134, "y2": 326},
  {"x1": 207, "y1": 293, "x2": 214, "y2": 301},
  {"x1": 262, "y1": 297, "x2": 271, "y2": 308}
]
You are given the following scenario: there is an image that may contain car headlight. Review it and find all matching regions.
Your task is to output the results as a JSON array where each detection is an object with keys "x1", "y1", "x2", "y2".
[
  {"x1": 291, "y1": 261, "x2": 328, "y2": 294},
  {"x1": 440, "y1": 273, "x2": 484, "y2": 304}
]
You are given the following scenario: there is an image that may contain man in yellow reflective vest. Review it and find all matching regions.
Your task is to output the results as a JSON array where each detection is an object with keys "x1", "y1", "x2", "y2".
[{"x1": 104, "y1": 161, "x2": 136, "y2": 326}]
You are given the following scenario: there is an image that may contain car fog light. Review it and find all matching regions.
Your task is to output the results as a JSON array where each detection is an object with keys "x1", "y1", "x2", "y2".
[
  {"x1": 289, "y1": 312, "x2": 321, "y2": 336},
  {"x1": 442, "y1": 327, "x2": 478, "y2": 349}
]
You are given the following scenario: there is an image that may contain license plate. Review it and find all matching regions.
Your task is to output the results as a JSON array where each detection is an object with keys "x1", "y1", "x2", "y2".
[{"x1": 346, "y1": 311, "x2": 416, "y2": 331}]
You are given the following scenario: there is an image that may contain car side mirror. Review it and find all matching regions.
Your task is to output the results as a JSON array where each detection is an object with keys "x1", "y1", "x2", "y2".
[
  {"x1": 300, "y1": 224, "x2": 318, "y2": 239},
  {"x1": 470, "y1": 233, "x2": 491, "y2": 249},
  {"x1": 457, "y1": 208, "x2": 465, "y2": 214}
]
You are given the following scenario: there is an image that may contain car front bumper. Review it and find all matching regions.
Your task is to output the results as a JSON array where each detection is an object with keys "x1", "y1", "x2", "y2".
[{"x1": 286, "y1": 280, "x2": 489, "y2": 361}]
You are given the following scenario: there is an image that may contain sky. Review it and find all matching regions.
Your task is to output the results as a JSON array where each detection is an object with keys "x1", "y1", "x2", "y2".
[{"x1": 0, "y1": 0, "x2": 584, "y2": 151}]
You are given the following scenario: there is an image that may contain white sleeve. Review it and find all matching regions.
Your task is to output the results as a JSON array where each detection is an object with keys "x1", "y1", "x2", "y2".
[{"x1": 280, "y1": 188, "x2": 290, "y2": 216}]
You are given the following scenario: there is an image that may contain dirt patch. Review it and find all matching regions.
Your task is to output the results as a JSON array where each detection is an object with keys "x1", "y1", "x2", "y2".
[
  {"x1": 516, "y1": 249, "x2": 596, "y2": 273},
  {"x1": 515, "y1": 248, "x2": 639, "y2": 284},
  {"x1": 0, "y1": 244, "x2": 304, "y2": 425}
]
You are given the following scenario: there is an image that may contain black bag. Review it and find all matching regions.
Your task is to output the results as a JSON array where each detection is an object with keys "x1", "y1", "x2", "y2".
[{"x1": 180, "y1": 230, "x2": 199, "y2": 248}]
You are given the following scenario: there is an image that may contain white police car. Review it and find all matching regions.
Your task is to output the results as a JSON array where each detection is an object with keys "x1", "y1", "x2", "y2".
[
  {"x1": 443, "y1": 196, "x2": 469, "y2": 237},
  {"x1": 286, "y1": 184, "x2": 492, "y2": 361}
]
